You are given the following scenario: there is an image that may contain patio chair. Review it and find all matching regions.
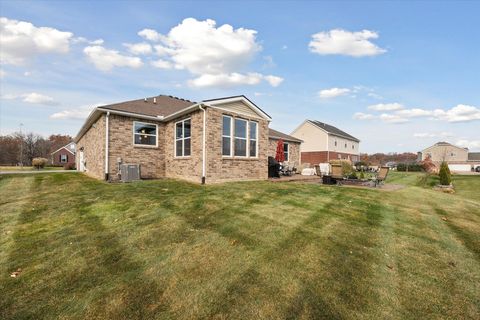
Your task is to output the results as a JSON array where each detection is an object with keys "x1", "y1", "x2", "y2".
[
  {"x1": 330, "y1": 164, "x2": 344, "y2": 185},
  {"x1": 374, "y1": 166, "x2": 390, "y2": 187}
]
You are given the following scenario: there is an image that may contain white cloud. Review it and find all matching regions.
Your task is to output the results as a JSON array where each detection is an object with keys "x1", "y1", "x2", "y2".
[
  {"x1": 138, "y1": 28, "x2": 163, "y2": 42},
  {"x1": 309, "y1": 29, "x2": 386, "y2": 57},
  {"x1": 318, "y1": 87, "x2": 351, "y2": 99},
  {"x1": 138, "y1": 18, "x2": 282, "y2": 87},
  {"x1": 264, "y1": 75, "x2": 283, "y2": 87},
  {"x1": 368, "y1": 103, "x2": 404, "y2": 111},
  {"x1": 1, "y1": 92, "x2": 57, "y2": 105},
  {"x1": 367, "y1": 92, "x2": 383, "y2": 100},
  {"x1": 456, "y1": 139, "x2": 480, "y2": 149},
  {"x1": 353, "y1": 112, "x2": 375, "y2": 120},
  {"x1": 379, "y1": 113, "x2": 408, "y2": 123},
  {"x1": 83, "y1": 46, "x2": 143, "y2": 71},
  {"x1": 0, "y1": 17, "x2": 73, "y2": 65},
  {"x1": 72, "y1": 37, "x2": 104, "y2": 45},
  {"x1": 150, "y1": 58, "x2": 173, "y2": 69},
  {"x1": 23, "y1": 92, "x2": 56, "y2": 105},
  {"x1": 50, "y1": 103, "x2": 99, "y2": 120},
  {"x1": 396, "y1": 108, "x2": 432, "y2": 117},
  {"x1": 123, "y1": 42, "x2": 152, "y2": 55},
  {"x1": 413, "y1": 132, "x2": 453, "y2": 138},
  {"x1": 431, "y1": 104, "x2": 480, "y2": 122},
  {"x1": 0, "y1": 69, "x2": 5, "y2": 78}
]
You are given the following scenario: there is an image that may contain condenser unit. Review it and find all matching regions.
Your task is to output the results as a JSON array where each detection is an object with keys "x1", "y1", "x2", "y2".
[{"x1": 120, "y1": 164, "x2": 141, "y2": 182}]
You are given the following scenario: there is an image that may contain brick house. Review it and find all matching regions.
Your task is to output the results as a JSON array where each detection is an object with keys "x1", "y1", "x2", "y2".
[
  {"x1": 268, "y1": 128, "x2": 302, "y2": 164},
  {"x1": 51, "y1": 142, "x2": 76, "y2": 166},
  {"x1": 75, "y1": 95, "x2": 299, "y2": 184},
  {"x1": 290, "y1": 120, "x2": 360, "y2": 164}
]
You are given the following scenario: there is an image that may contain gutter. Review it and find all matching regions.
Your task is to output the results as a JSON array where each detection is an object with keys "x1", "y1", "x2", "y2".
[
  {"x1": 105, "y1": 111, "x2": 110, "y2": 181},
  {"x1": 199, "y1": 105, "x2": 207, "y2": 184}
]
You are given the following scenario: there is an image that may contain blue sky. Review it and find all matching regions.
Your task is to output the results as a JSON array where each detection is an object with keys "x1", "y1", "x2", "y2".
[{"x1": 1, "y1": 0, "x2": 479, "y2": 153}]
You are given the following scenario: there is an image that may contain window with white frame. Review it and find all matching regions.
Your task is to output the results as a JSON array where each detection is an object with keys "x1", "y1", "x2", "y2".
[
  {"x1": 334, "y1": 140, "x2": 337, "y2": 146},
  {"x1": 60, "y1": 154, "x2": 67, "y2": 163},
  {"x1": 283, "y1": 143, "x2": 289, "y2": 161},
  {"x1": 249, "y1": 121, "x2": 258, "y2": 157},
  {"x1": 222, "y1": 116, "x2": 258, "y2": 158},
  {"x1": 352, "y1": 144, "x2": 355, "y2": 150},
  {"x1": 345, "y1": 143, "x2": 347, "y2": 148},
  {"x1": 222, "y1": 116, "x2": 232, "y2": 156},
  {"x1": 234, "y1": 118, "x2": 247, "y2": 157},
  {"x1": 175, "y1": 118, "x2": 191, "y2": 157},
  {"x1": 133, "y1": 122, "x2": 157, "y2": 146}
]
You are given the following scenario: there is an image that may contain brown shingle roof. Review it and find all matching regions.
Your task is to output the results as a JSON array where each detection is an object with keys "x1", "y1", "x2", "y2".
[
  {"x1": 269, "y1": 128, "x2": 302, "y2": 143},
  {"x1": 99, "y1": 95, "x2": 196, "y2": 117}
]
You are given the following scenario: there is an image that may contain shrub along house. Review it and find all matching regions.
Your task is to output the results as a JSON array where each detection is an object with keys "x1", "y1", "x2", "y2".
[
  {"x1": 75, "y1": 95, "x2": 299, "y2": 184},
  {"x1": 51, "y1": 142, "x2": 76, "y2": 166}
]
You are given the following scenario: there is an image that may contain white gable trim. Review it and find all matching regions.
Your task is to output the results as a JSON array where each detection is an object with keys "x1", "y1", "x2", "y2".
[
  {"x1": 203, "y1": 96, "x2": 271, "y2": 121},
  {"x1": 51, "y1": 142, "x2": 76, "y2": 155}
]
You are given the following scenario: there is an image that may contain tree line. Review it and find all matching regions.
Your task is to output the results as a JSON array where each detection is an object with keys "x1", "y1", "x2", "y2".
[
  {"x1": 0, "y1": 132, "x2": 72, "y2": 166},
  {"x1": 359, "y1": 152, "x2": 418, "y2": 166}
]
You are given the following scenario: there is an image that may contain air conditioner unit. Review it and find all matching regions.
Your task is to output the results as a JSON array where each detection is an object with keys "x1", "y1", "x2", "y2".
[{"x1": 120, "y1": 164, "x2": 141, "y2": 182}]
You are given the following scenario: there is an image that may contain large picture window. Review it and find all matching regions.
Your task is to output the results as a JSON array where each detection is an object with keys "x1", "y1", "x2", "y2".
[
  {"x1": 222, "y1": 116, "x2": 232, "y2": 156},
  {"x1": 175, "y1": 118, "x2": 191, "y2": 157},
  {"x1": 133, "y1": 122, "x2": 157, "y2": 146},
  {"x1": 222, "y1": 116, "x2": 258, "y2": 158},
  {"x1": 234, "y1": 118, "x2": 247, "y2": 157}
]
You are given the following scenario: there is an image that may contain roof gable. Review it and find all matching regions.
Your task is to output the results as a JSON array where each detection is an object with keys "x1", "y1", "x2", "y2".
[
  {"x1": 422, "y1": 142, "x2": 469, "y2": 153},
  {"x1": 51, "y1": 142, "x2": 76, "y2": 155},
  {"x1": 203, "y1": 95, "x2": 271, "y2": 121}
]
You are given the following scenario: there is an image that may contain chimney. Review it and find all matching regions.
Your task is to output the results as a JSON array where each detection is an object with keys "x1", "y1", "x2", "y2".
[{"x1": 153, "y1": 97, "x2": 157, "y2": 104}]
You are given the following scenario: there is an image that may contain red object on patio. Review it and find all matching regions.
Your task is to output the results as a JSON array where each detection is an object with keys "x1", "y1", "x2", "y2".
[{"x1": 275, "y1": 139, "x2": 285, "y2": 162}]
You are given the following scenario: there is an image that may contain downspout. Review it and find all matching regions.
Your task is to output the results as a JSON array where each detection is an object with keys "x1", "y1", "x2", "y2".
[
  {"x1": 199, "y1": 105, "x2": 207, "y2": 184},
  {"x1": 105, "y1": 112, "x2": 110, "y2": 181}
]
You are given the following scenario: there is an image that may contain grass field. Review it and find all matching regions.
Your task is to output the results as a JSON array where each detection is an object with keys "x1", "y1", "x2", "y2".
[
  {"x1": 1, "y1": 172, "x2": 479, "y2": 319},
  {"x1": 0, "y1": 166, "x2": 64, "y2": 172}
]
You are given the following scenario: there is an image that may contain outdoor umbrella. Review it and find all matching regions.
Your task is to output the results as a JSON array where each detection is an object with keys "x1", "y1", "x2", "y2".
[{"x1": 275, "y1": 139, "x2": 285, "y2": 162}]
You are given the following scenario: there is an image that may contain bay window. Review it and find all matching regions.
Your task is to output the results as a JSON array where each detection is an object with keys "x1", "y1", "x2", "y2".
[
  {"x1": 175, "y1": 118, "x2": 191, "y2": 157},
  {"x1": 249, "y1": 121, "x2": 257, "y2": 157},
  {"x1": 222, "y1": 116, "x2": 232, "y2": 156},
  {"x1": 134, "y1": 122, "x2": 157, "y2": 146}
]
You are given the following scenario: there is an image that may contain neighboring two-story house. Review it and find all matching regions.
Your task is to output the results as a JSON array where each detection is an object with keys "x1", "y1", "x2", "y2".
[
  {"x1": 75, "y1": 95, "x2": 300, "y2": 184},
  {"x1": 290, "y1": 120, "x2": 360, "y2": 164},
  {"x1": 418, "y1": 141, "x2": 480, "y2": 172}
]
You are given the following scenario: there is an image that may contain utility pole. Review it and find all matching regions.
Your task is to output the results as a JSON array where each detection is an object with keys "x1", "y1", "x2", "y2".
[{"x1": 19, "y1": 123, "x2": 24, "y2": 168}]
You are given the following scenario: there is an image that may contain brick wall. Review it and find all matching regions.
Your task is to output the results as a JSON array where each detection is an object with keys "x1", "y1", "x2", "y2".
[
  {"x1": 164, "y1": 110, "x2": 204, "y2": 183},
  {"x1": 51, "y1": 149, "x2": 76, "y2": 166},
  {"x1": 76, "y1": 114, "x2": 105, "y2": 180},
  {"x1": 107, "y1": 114, "x2": 165, "y2": 180},
  {"x1": 268, "y1": 139, "x2": 301, "y2": 165},
  {"x1": 204, "y1": 108, "x2": 268, "y2": 183},
  {"x1": 301, "y1": 151, "x2": 359, "y2": 165}
]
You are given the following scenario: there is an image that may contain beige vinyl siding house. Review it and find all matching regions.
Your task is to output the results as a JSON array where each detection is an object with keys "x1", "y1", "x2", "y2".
[
  {"x1": 291, "y1": 120, "x2": 360, "y2": 164},
  {"x1": 75, "y1": 95, "x2": 273, "y2": 184},
  {"x1": 418, "y1": 141, "x2": 480, "y2": 172}
]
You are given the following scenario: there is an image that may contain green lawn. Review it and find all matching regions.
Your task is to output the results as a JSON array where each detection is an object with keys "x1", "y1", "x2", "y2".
[
  {"x1": 1, "y1": 172, "x2": 479, "y2": 319},
  {"x1": 0, "y1": 166, "x2": 64, "y2": 171}
]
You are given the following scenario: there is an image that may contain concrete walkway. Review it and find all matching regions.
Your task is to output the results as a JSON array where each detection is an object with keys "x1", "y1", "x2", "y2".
[{"x1": 0, "y1": 170, "x2": 78, "y2": 175}]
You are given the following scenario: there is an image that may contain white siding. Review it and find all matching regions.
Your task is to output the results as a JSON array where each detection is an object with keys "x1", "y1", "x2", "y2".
[
  {"x1": 328, "y1": 135, "x2": 359, "y2": 155},
  {"x1": 213, "y1": 101, "x2": 260, "y2": 119},
  {"x1": 291, "y1": 121, "x2": 328, "y2": 152}
]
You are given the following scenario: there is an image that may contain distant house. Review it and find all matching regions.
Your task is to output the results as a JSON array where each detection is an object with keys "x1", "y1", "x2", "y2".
[
  {"x1": 268, "y1": 128, "x2": 302, "y2": 164},
  {"x1": 418, "y1": 141, "x2": 480, "y2": 172},
  {"x1": 74, "y1": 94, "x2": 301, "y2": 184},
  {"x1": 51, "y1": 142, "x2": 76, "y2": 166},
  {"x1": 290, "y1": 120, "x2": 360, "y2": 164}
]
